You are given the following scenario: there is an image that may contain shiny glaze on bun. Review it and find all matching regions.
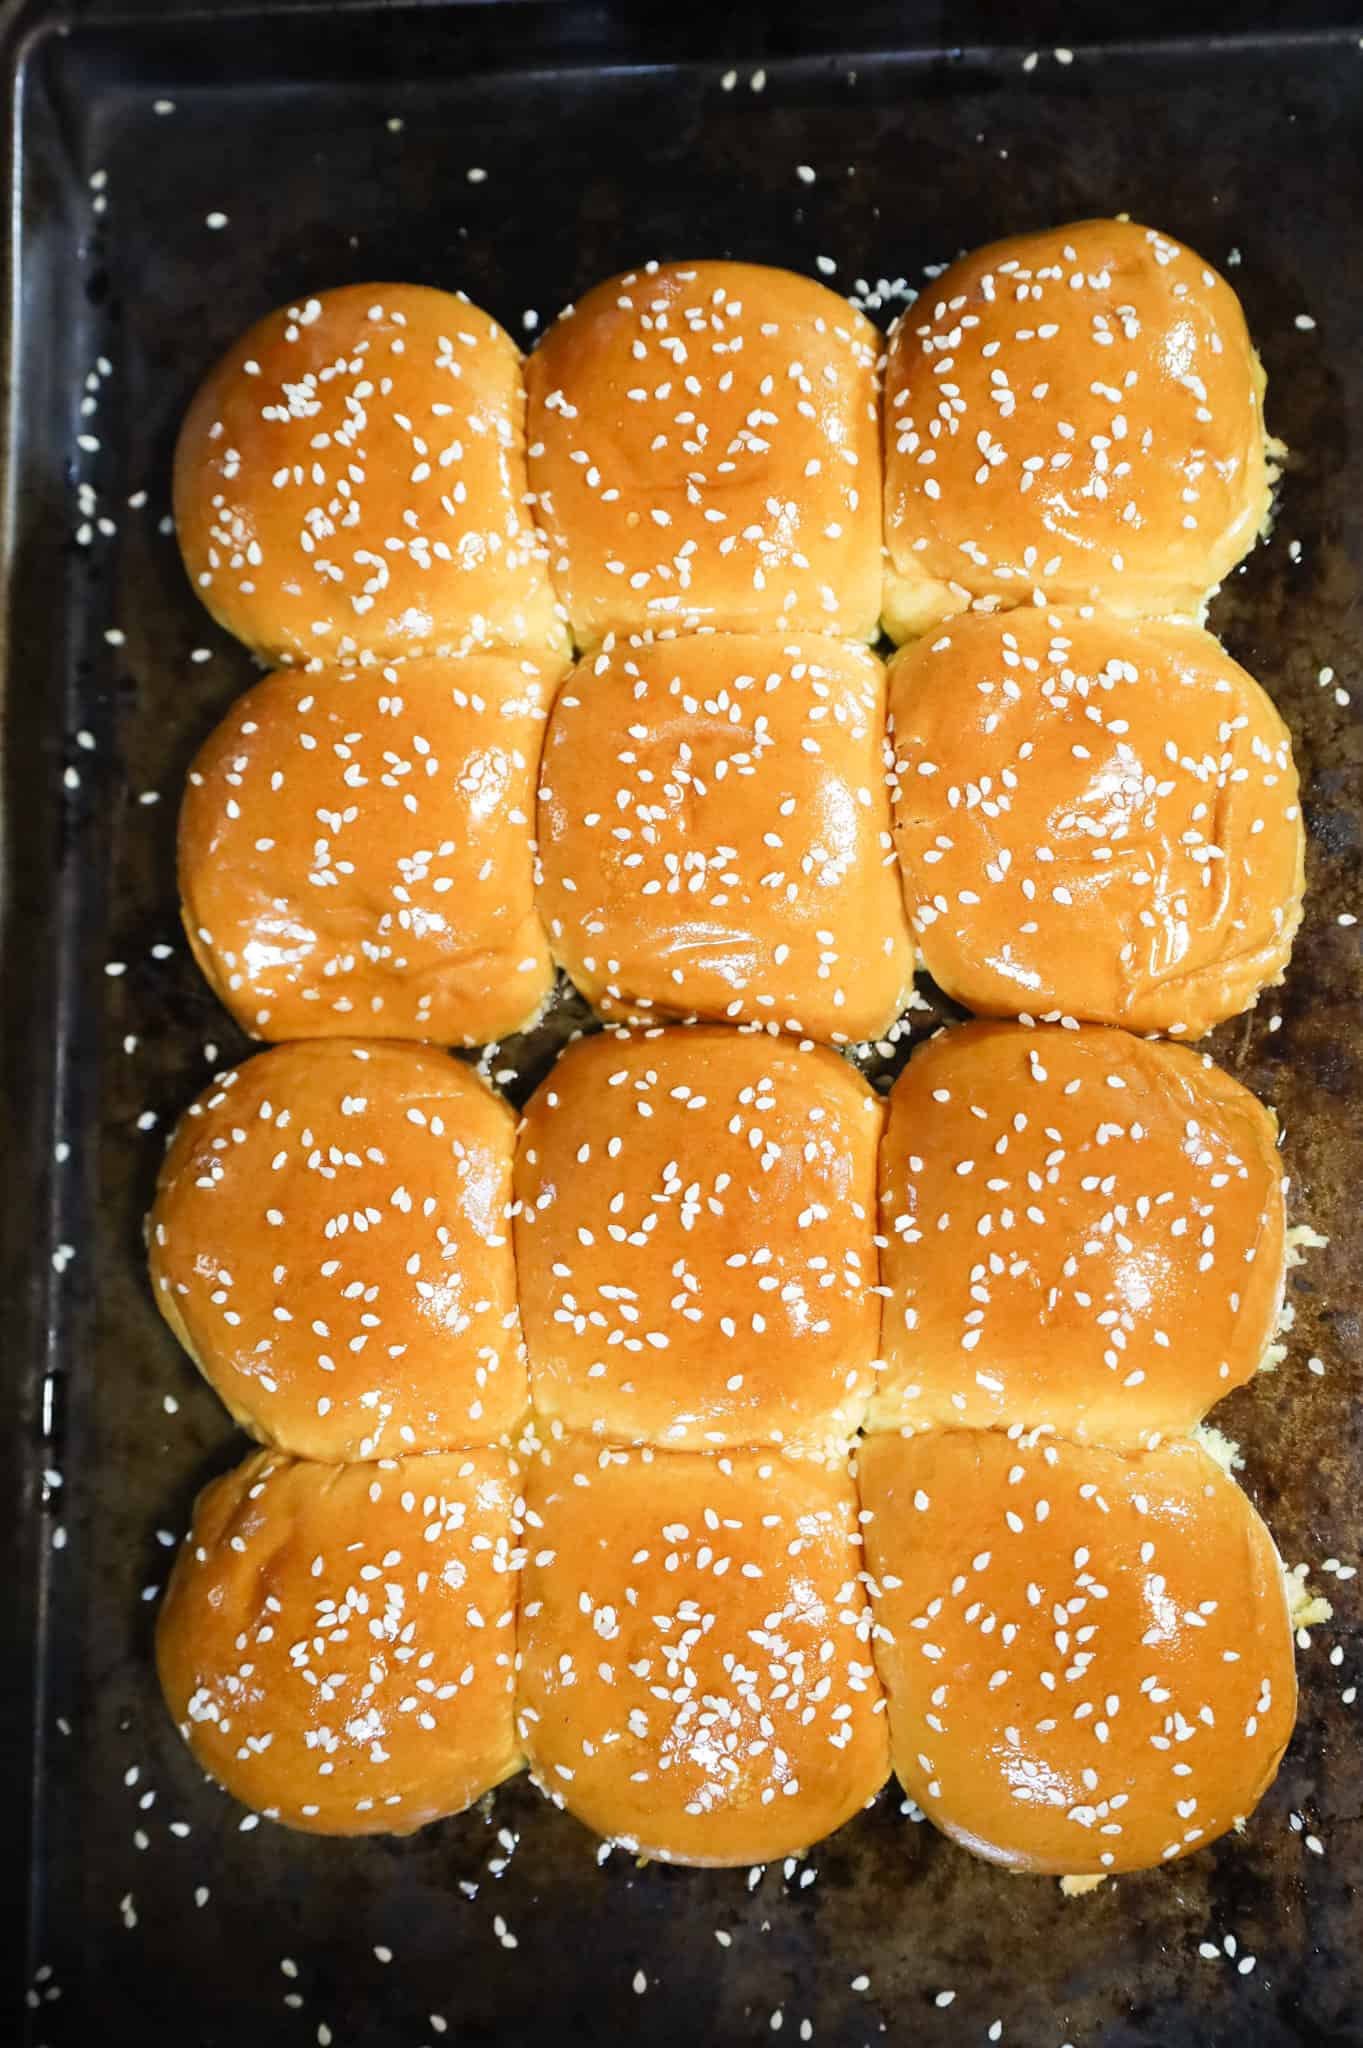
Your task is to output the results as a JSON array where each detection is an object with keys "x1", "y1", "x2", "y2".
[
  {"x1": 859, "y1": 1430, "x2": 1295, "y2": 1874},
  {"x1": 536, "y1": 631, "x2": 914, "y2": 1042},
  {"x1": 527, "y1": 261, "x2": 882, "y2": 646},
  {"x1": 149, "y1": 1041, "x2": 525, "y2": 1460},
  {"x1": 515, "y1": 1025, "x2": 882, "y2": 1449},
  {"x1": 875, "y1": 1019, "x2": 1286, "y2": 1444},
  {"x1": 179, "y1": 652, "x2": 562, "y2": 1045},
  {"x1": 174, "y1": 283, "x2": 565, "y2": 664},
  {"x1": 887, "y1": 609, "x2": 1303, "y2": 1037},
  {"x1": 156, "y1": 1448, "x2": 521, "y2": 1833},
  {"x1": 882, "y1": 219, "x2": 1272, "y2": 639}
]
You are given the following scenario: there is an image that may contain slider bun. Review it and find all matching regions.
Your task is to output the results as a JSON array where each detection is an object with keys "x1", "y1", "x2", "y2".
[
  {"x1": 514, "y1": 1025, "x2": 882, "y2": 1449},
  {"x1": 874, "y1": 1020, "x2": 1286, "y2": 1445},
  {"x1": 148, "y1": 1041, "x2": 525, "y2": 1460},
  {"x1": 179, "y1": 652, "x2": 562, "y2": 1045},
  {"x1": 859, "y1": 1430, "x2": 1295, "y2": 1874},
  {"x1": 526, "y1": 261, "x2": 882, "y2": 646},
  {"x1": 882, "y1": 218, "x2": 1273, "y2": 639},
  {"x1": 174, "y1": 283, "x2": 566, "y2": 665},
  {"x1": 515, "y1": 1435, "x2": 889, "y2": 1865},
  {"x1": 157, "y1": 1448, "x2": 520, "y2": 1834},
  {"x1": 536, "y1": 632, "x2": 914, "y2": 1043},
  {"x1": 887, "y1": 609, "x2": 1304, "y2": 1037}
]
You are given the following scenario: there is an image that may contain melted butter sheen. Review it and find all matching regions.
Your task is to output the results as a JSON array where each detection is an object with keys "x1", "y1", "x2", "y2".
[
  {"x1": 859, "y1": 1433, "x2": 1296, "y2": 1876},
  {"x1": 874, "y1": 1018, "x2": 1285, "y2": 1445},
  {"x1": 179, "y1": 653, "x2": 558, "y2": 1046},
  {"x1": 888, "y1": 609, "x2": 1303, "y2": 1037},
  {"x1": 157, "y1": 1450, "x2": 519, "y2": 1835},
  {"x1": 150, "y1": 1040, "x2": 525, "y2": 1461}
]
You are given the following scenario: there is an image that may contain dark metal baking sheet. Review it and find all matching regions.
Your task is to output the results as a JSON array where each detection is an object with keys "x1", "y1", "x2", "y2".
[{"x1": 5, "y1": 3, "x2": 1362, "y2": 2042}]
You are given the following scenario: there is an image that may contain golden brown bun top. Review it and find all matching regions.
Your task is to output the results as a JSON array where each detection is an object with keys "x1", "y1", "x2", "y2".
[
  {"x1": 888, "y1": 609, "x2": 1304, "y2": 1037},
  {"x1": 156, "y1": 1448, "x2": 520, "y2": 1835},
  {"x1": 536, "y1": 631, "x2": 914, "y2": 1043},
  {"x1": 859, "y1": 1430, "x2": 1295, "y2": 1874},
  {"x1": 513, "y1": 1025, "x2": 882, "y2": 1449},
  {"x1": 882, "y1": 219, "x2": 1271, "y2": 634},
  {"x1": 148, "y1": 1040, "x2": 524, "y2": 1460},
  {"x1": 179, "y1": 652, "x2": 561, "y2": 1047},
  {"x1": 526, "y1": 261, "x2": 883, "y2": 644},
  {"x1": 874, "y1": 1020, "x2": 1286, "y2": 1444},
  {"x1": 174, "y1": 283, "x2": 565, "y2": 664},
  {"x1": 515, "y1": 1434, "x2": 888, "y2": 1864}
]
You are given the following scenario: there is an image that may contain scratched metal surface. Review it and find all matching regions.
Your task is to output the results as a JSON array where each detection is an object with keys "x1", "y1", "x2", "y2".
[{"x1": 5, "y1": 4, "x2": 1362, "y2": 2043}]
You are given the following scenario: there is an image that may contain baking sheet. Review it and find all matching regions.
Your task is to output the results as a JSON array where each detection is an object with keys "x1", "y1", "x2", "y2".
[{"x1": 5, "y1": 3, "x2": 1362, "y2": 2042}]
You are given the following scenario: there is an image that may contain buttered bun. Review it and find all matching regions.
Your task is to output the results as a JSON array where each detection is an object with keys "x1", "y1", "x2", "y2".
[
  {"x1": 156, "y1": 1448, "x2": 521, "y2": 1834},
  {"x1": 179, "y1": 652, "x2": 561, "y2": 1045},
  {"x1": 859, "y1": 1430, "x2": 1295, "y2": 1874},
  {"x1": 882, "y1": 218, "x2": 1273, "y2": 639},
  {"x1": 536, "y1": 632, "x2": 914, "y2": 1043},
  {"x1": 874, "y1": 1020, "x2": 1286, "y2": 1445},
  {"x1": 174, "y1": 283, "x2": 566, "y2": 664},
  {"x1": 515, "y1": 1434, "x2": 888, "y2": 1864},
  {"x1": 526, "y1": 261, "x2": 882, "y2": 646},
  {"x1": 149, "y1": 1041, "x2": 525, "y2": 1460},
  {"x1": 887, "y1": 608, "x2": 1304, "y2": 1037},
  {"x1": 514, "y1": 1025, "x2": 882, "y2": 1449},
  {"x1": 155, "y1": 239, "x2": 1306, "y2": 1887}
]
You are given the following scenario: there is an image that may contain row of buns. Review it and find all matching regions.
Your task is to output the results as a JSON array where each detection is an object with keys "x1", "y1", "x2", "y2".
[
  {"x1": 148, "y1": 1021, "x2": 1286, "y2": 1463},
  {"x1": 158, "y1": 1411, "x2": 1296, "y2": 1873},
  {"x1": 174, "y1": 221, "x2": 1274, "y2": 663},
  {"x1": 179, "y1": 615, "x2": 1304, "y2": 1052}
]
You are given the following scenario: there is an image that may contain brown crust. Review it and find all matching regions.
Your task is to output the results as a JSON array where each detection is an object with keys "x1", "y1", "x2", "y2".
[
  {"x1": 174, "y1": 283, "x2": 568, "y2": 664},
  {"x1": 526, "y1": 261, "x2": 883, "y2": 646},
  {"x1": 858, "y1": 1431, "x2": 1296, "y2": 1874},
  {"x1": 873, "y1": 1019, "x2": 1287, "y2": 1445},
  {"x1": 515, "y1": 1435, "x2": 889, "y2": 1864},
  {"x1": 887, "y1": 609, "x2": 1304, "y2": 1037},
  {"x1": 881, "y1": 218, "x2": 1272, "y2": 637},
  {"x1": 513, "y1": 1025, "x2": 883, "y2": 1450},
  {"x1": 156, "y1": 1448, "x2": 522, "y2": 1835},
  {"x1": 148, "y1": 1041, "x2": 526, "y2": 1460},
  {"x1": 177, "y1": 652, "x2": 563, "y2": 1045},
  {"x1": 536, "y1": 631, "x2": 915, "y2": 1043}
]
